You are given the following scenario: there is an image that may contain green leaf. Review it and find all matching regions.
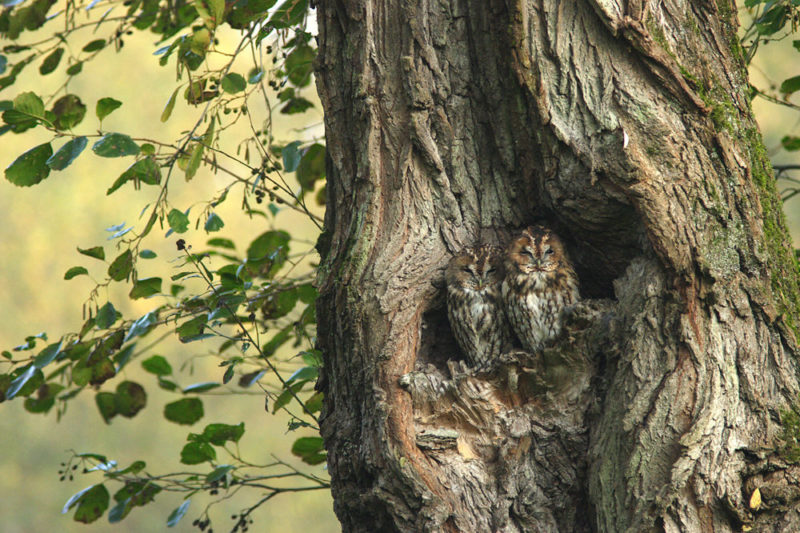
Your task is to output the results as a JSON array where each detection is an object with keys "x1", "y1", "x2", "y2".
[
  {"x1": 78, "y1": 246, "x2": 105, "y2": 260},
  {"x1": 6, "y1": 365, "x2": 36, "y2": 400},
  {"x1": 780, "y1": 75, "x2": 800, "y2": 95},
  {"x1": 64, "y1": 266, "x2": 88, "y2": 280},
  {"x1": 205, "y1": 465, "x2": 234, "y2": 483},
  {"x1": 0, "y1": 55, "x2": 6, "y2": 75},
  {"x1": 107, "y1": 157, "x2": 162, "y2": 195},
  {"x1": 221, "y1": 72, "x2": 246, "y2": 94},
  {"x1": 185, "y1": 143, "x2": 203, "y2": 181},
  {"x1": 39, "y1": 47, "x2": 64, "y2": 75},
  {"x1": 129, "y1": 277, "x2": 162, "y2": 299},
  {"x1": 139, "y1": 249, "x2": 157, "y2": 259},
  {"x1": 247, "y1": 230, "x2": 290, "y2": 276},
  {"x1": 51, "y1": 94, "x2": 86, "y2": 130},
  {"x1": 180, "y1": 442, "x2": 216, "y2": 464},
  {"x1": 297, "y1": 283, "x2": 318, "y2": 303},
  {"x1": 199, "y1": 422, "x2": 245, "y2": 445},
  {"x1": 166, "y1": 500, "x2": 191, "y2": 528},
  {"x1": 204, "y1": 212, "x2": 224, "y2": 232},
  {"x1": 280, "y1": 96, "x2": 314, "y2": 115},
  {"x1": 182, "y1": 381, "x2": 219, "y2": 393},
  {"x1": 95, "y1": 301, "x2": 117, "y2": 329},
  {"x1": 115, "y1": 381, "x2": 146, "y2": 417},
  {"x1": 286, "y1": 366, "x2": 318, "y2": 385},
  {"x1": 47, "y1": 136, "x2": 88, "y2": 170},
  {"x1": 96, "y1": 97, "x2": 122, "y2": 121},
  {"x1": 268, "y1": 0, "x2": 308, "y2": 29},
  {"x1": 207, "y1": 238, "x2": 235, "y2": 249},
  {"x1": 5, "y1": 142, "x2": 52, "y2": 186},
  {"x1": 72, "y1": 484, "x2": 110, "y2": 523},
  {"x1": 262, "y1": 325, "x2": 292, "y2": 357},
  {"x1": 208, "y1": 0, "x2": 225, "y2": 25},
  {"x1": 782, "y1": 136, "x2": 800, "y2": 152},
  {"x1": 164, "y1": 397, "x2": 204, "y2": 425},
  {"x1": 124, "y1": 311, "x2": 157, "y2": 343},
  {"x1": 305, "y1": 391, "x2": 323, "y2": 413},
  {"x1": 92, "y1": 133, "x2": 140, "y2": 157},
  {"x1": 160, "y1": 87, "x2": 179, "y2": 122},
  {"x1": 167, "y1": 208, "x2": 190, "y2": 233},
  {"x1": 24, "y1": 383, "x2": 64, "y2": 413},
  {"x1": 296, "y1": 143, "x2": 325, "y2": 190},
  {"x1": 291, "y1": 436, "x2": 326, "y2": 465},
  {"x1": 33, "y1": 341, "x2": 62, "y2": 369},
  {"x1": 285, "y1": 44, "x2": 315, "y2": 87},
  {"x1": 282, "y1": 140, "x2": 302, "y2": 172},
  {"x1": 177, "y1": 314, "x2": 208, "y2": 342},
  {"x1": 14, "y1": 91, "x2": 45, "y2": 117},
  {"x1": 271, "y1": 381, "x2": 303, "y2": 413},
  {"x1": 108, "y1": 250, "x2": 133, "y2": 281},
  {"x1": 262, "y1": 287, "x2": 298, "y2": 319},
  {"x1": 66, "y1": 61, "x2": 83, "y2": 76},
  {"x1": 82, "y1": 39, "x2": 106, "y2": 52},
  {"x1": 142, "y1": 355, "x2": 172, "y2": 376},
  {"x1": 96, "y1": 391, "x2": 117, "y2": 423}
]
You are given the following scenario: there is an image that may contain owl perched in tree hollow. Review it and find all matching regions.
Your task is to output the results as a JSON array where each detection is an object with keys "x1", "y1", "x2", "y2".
[
  {"x1": 502, "y1": 226, "x2": 580, "y2": 353},
  {"x1": 445, "y1": 245, "x2": 513, "y2": 368}
]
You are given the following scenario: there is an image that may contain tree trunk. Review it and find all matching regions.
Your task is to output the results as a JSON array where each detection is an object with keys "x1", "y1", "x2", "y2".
[{"x1": 314, "y1": 0, "x2": 800, "y2": 531}]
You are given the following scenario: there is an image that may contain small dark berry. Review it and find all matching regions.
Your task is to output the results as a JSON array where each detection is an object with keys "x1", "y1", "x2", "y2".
[{"x1": 177, "y1": 239, "x2": 186, "y2": 251}]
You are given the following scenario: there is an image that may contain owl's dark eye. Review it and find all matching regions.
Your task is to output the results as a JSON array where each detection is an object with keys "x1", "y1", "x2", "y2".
[
  {"x1": 545, "y1": 248, "x2": 554, "y2": 256},
  {"x1": 462, "y1": 267, "x2": 472, "y2": 274},
  {"x1": 521, "y1": 250, "x2": 534, "y2": 258},
  {"x1": 486, "y1": 267, "x2": 496, "y2": 274}
]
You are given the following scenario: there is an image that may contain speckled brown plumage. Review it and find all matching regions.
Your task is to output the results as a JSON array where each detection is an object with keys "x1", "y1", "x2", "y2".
[
  {"x1": 445, "y1": 245, "x2": 513, "y2": 368},
  {"x1": 502, "y1": 226, "x2": 580, "y2": 352}
]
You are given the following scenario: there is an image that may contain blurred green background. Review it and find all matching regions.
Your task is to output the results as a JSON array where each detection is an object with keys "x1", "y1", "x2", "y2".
[
  {"x1": 2, "y1": 3, "x2": 800, "y2": 533},
  {"x1": 0, "y1": 6, "x2": 336, "y2": 533}
]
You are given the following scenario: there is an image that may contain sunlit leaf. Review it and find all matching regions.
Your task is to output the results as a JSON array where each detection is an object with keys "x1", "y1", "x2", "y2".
[
  {"x1": 72, "y1": 484, "x2": 110, "y2": 523},
  {"x1": 164, "y1": 398, "x2": 204, "y2": 425},
  {"x1": 182, "y1": 381, "x2": 219, "y2": 393},
  {"x1": 92, "y1": 133, "x2": 140, "y2": 157},
  {"x1": 167, "y1": 208, "x2": 190, "y2": 234},
  {"x1": 142, "y1": 355, "x2": 172, "y2": 376},
  {"x1": 78, "y1": 246, "x2": 105, "y2": 260},
  {"x1": 221, "y1": 72, "x2": 246, "y2": 94},
  {"x1": 180, "y1": 442, "x2": 215, "y2": 464},
  {"x1": 51, "y1": 94, "x2": 86, "y2": 130},
  {"x1": 107, "y1": 250, "x2": 133, "y2": 281},
  {"x1": 161, "y1": 87, "x2": 178, "y2": 122},
  {"x1": 47, "y1": 136, "x2": 88, "y2": 170},
  {"x1": 166, "y1": 500, "x2": 190, "y2": 527},
  {"x1": 5, "y1": 142, "x2": 52, "y2": 186},
  {"x1": 39, "y1": 47, "x2": 64, "y2": 75},
  {"x1": 96, "y1": 97, "x2": 122, "y2": 121},
  {"x1": 291, "y1": 436, "x2": 326, "y2": 465},
  {"x1": 82, "y1": 39, "x2": 106, "y2": 52},
  {"x1": 95, "y1": 301, "x2": 117, "y2": 329},
  {"x1": 282, "y1": 140, "x2": 302, "y2": 172},
  {"x1": 115, "y1": 381, "x2": 146, "y2": 418},
  {"x1": 129, "y1": 277, "x2": 162, "y2": 299},
  {"x1": 204, "y1": 212, "x2": 224, "y2": 232},
  {"x1": 64, "y1": 266, "x2": 88, "y2": 280},
  {"x1": 96, "y1": 391, "x2": 117, "y2": 423}
]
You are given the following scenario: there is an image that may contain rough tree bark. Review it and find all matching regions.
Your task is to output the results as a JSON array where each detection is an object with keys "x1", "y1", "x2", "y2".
[{"x1": 314, "y1": 0, "x2": 800, "y2": 531}]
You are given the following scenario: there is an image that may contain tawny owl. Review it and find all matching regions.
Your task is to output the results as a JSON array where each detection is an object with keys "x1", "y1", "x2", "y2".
[
  {"x1": 445, "y1": 245, "x2": 513, "y2": 368},
  {"x1": 502, "y1": 226, "x2": 580, "y2": 353}
]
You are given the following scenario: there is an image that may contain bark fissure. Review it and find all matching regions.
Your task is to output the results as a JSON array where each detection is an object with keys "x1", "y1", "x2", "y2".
[{"x1": 316, "y1": 0, "x2": 800, "y2": 531}]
